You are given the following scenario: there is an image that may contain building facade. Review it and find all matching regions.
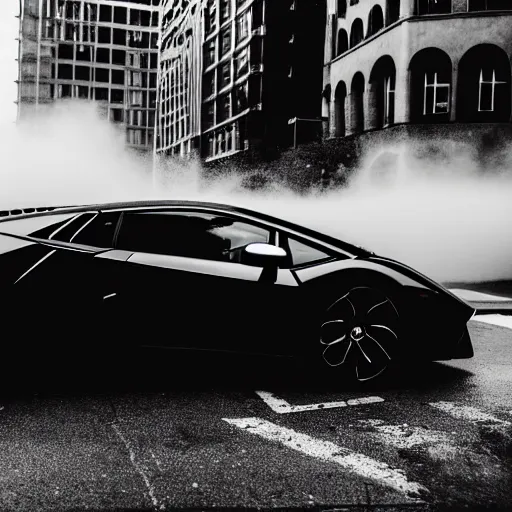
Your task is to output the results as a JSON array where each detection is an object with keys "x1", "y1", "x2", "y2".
[
  {"x1": 322, "y1": 0, "x2": 512, "y2": 161},
  {"x1": 156, "y1": 0, "x2": 326, "y2": 163},
  {"x1": 17, "y1": 0, "x2": 161, "y2": 151}
]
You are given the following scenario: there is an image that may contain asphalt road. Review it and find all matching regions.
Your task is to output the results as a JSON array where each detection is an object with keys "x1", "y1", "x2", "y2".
[{"x1": 0, "y1": 318, "x2": 511, "y2": 512}]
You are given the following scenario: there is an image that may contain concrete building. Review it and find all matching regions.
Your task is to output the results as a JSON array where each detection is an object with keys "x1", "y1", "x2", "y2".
[
  {"x1": 156, "y1": 0, "x2": 326, "y2": 164},
  {"x1": 322, "y1": 0, "x2": 512, "y2": 167},
  {"x1": 17, "y1": 0, "x2": 161, "y2": 151}
]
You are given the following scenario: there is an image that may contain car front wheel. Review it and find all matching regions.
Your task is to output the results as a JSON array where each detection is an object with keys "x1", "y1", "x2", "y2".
[{"x1": 319, "y1": 285, "x2": 401, "y2": 382}]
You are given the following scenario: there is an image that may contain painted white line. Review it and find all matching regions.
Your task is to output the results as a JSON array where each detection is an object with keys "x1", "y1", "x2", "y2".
[
  {"x1": 224, "y1": 417, "x2": 426, "y2": 497},
  {"x1": 449, "y1": 289, "x2": 512, "y2": 302},
  {"x1": 429, "y1": 401, "x2": 511, "y2": 426},
  {"x1": 149, "y1": 449, "x2": 164, "y2": 473},
  {"x1": 471, "y1": 314, "x2": 512, "y2": 330},
  {"x1": 255, "y1": 390, "x2": 384, "y2": 414},
  {"x1": 358, "y1": 419, "x2": 450, "y2": 450},
  {"x1": 112, "y1": 424, "x2": 162, "y2": 509}
]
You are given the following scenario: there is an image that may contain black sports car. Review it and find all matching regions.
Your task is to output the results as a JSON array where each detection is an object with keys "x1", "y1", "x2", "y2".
[{"x1": 0, "y1": 200, "x2": 475, "y2": 382}]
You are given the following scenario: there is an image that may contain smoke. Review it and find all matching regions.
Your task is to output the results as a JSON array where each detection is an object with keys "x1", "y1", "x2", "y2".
[{"x1": 2, "y1": 100, "x2": 512, "y2": 284}]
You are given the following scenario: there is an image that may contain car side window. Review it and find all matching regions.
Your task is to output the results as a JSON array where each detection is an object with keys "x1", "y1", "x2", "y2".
[
  {"x1": 70, "y1": 212, "x2": 121, "y2": 248},
  {"x1": 49, "y1": 213, "x2": 97, "y2": 243},
  {"x1": 286, "y1": 236, "x2": 333, "y2": 267},
  {"x1": 115, "y1": 211, "x2": 270, "y2": 262}
]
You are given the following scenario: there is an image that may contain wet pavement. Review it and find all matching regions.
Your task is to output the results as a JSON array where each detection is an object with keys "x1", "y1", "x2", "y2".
[{"x1": 0, "y1": 318, "x2": 511, "y2": 512}]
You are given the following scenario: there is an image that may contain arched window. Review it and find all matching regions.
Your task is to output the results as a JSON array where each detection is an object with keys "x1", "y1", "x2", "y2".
[
  {"x1": 369, "y1": 55, "x2": 396, "y2": 128},
  {"x1": 322, "y1": 85, "x2": 332, "y2": 138},
  {"x1": 337, "y1": 0, "x2": 347, "y2": 17},
  {"x1": 457, "y1": 44, "x2": 511, "y2": 122},
  {"x1": 337, "y1": 29, "x2": 348, "y2": 56},
  {"x1": 409, "y1": 48, "x2": 452, "y2": 123},
  {"x1": 334, "y1": 81, "x2": 347, "y2": 136},
  {"x1": 367, "y1": 5, "x2": 384, "y2": 37},
  {"x1": 349, "y1": 19, "x2": 364, "y2": 48},
  {"x1": 386, "y1": 0, "x2": 400, "y2": 25},
  {"x1": 350, "y1": 72, "x2": 365, "y2": 133},
  {"x1": 416, "y1": 0, "x2": 451, "y2": 14}
]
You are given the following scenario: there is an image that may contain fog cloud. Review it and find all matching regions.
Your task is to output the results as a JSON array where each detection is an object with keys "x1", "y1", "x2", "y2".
[{"x1": 2, "y1": 100, "x2": 512, "y2": 284}]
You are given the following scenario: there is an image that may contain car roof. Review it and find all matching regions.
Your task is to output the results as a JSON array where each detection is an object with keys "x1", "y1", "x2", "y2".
[{"x1": 0, "y1": 200, "x2": 372, "y2": 257}]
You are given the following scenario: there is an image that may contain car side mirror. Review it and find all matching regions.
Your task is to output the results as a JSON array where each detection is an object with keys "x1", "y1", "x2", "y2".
[{"x1": 243, "y1": 242, "x2": 287, "y2": 266}]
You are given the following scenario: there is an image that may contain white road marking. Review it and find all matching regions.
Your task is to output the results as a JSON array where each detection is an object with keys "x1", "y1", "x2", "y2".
[
  {"x1": 255, "y1": 390, "x2": 384, "y2": 414},
  {"x1": 471, "y1": 314, "x2": 512, "y2": 330},
  {"x1": 149, "y1": 449, "x2": 164, "y2": 473},
  {"x1": 358, "y1": 419, "x2": 450, "y2": 450},
  {"x1": 111, "y1": 423, "x2": 162, "y2": 510},
  {"x1": 429, "y1": 401, "x2": 511, "y2": 426},
  {"x1": 224, "y1": 417, "x2": 426, "y2": 497},
  {"x1": 449, "y1": 289, "x2": 512, "y2": 302}
]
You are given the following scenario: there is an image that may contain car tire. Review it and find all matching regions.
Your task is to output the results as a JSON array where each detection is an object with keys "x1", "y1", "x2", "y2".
[{"x1": 315, "y1": 283, "x2": 403, "y2": 384}]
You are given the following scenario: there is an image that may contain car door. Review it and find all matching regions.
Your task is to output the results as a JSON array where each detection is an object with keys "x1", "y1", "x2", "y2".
[
  {"x1": 6, "y1": 211, "x2": 119, "y2": 354},
  {"x1": 108, "y1": 209, "x2": 302, "y2": 356}
]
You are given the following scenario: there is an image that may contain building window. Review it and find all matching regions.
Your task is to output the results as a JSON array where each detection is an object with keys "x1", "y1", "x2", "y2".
[
  {"x1": 386, "y1": 0, "x2": 400, "y2": 24},
  {"x1": 478, "y1": 68, "x2": 507, "y2": 112},
  {"x1": 367, "y1": 5, "x2": 384, "y2": 36},
  {"x1": 220, "y1": 26, "x2": 232, "y2": 57},
  {"x1": 96, "y1": 48, "x2": 110, "y2": 63},
  {"x1": 58, "y1": 64, "x2": 73, "y2": 79},
  {"x1": 112, "y1": 50, "x2": 126, "y2": 65},
  {"x1": 416, "y1": 0, "x2": 451, "y2": 14},
  {"x1": 220, "y1": 0, "x2": 231, "y2": 22},
  {"x1": 204, "y1": 39, "x2": 216, "y2": 68},
  {"x1": 337, "y1": 29, "x2": 348, "y2": 56},
  {"x1": 337, "y1": 0, "x2": 347, "y2": 17},
  {"x1": 203, "y1": 102, "x2": 215, "y2": 129},
  {"x1": 111, "y1": 89, "x2": 124, "y2": 103},
  {"x1": 217, "y1": 94, "x2": 231, "y2": 123},
  {"x1": 233, "y1": 82, "x2": 249, "y2": 114},
  {"x1": 75, "y1": 65, "x2": 90, "y2": 81},
  {"x1": 235, "y1": 47, "x2": 249, "y2": 78},
  {"x1": 384, "y1": 76, "x2": 395, "y2": 125},
  {"x1": 98, "y1": 27, "x2": 111, "y2": 44},
  {"x1": 99, "y1": 4, "x2": 112, "y2": 22},
  {"x1": 410, "y1": 48, "x2": 452, "y2": 122},
  {"x1": 424, "y1": 72, "x2": 450, "y2": 115},
  {"x1": 236, "y1": 11, "x2": 249, "y2": 45},
  {"x1": 468, "y1": 0, "x2": 510, "y2": 10},
  {"x1": 205, "y1": 0, "x2": 217, "y2": 36},
  {"x1": 203, "y1": 71, "x2": 215, "y2": 98},
  {"x1": 349, "y1": 19, "x2": 364, "y2": 48},
  {"x1": 114, "y1": 6, "x2": 127, "y2": 24},
  {"x1": 457, "y1": 43, "x2": 511, "y2": 122},
  {"x1": 113, "y1": 29, "x2": 126, "y2": 46},
  {"x1": 111, "y1": 109, "x2": 124, "y2": 123},
  {"x1": 95, "y1": 88, "x2": 108, "y2": 101},
  {"x1": 218, "y1": 62, "x2": 231, "y2": 91},
  {"x1": 112, "y1": 69, "x2": 125, "y2": 85}
]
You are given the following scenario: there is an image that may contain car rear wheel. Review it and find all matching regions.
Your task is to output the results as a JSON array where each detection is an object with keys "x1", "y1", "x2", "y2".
[{"x1": 319, "y1": 286, "x2": 401, "y2": 382}]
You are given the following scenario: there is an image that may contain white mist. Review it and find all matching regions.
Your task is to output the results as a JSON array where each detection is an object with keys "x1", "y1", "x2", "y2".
[{"x1": 1, "y1": 101, "x2": 512, "y2": 284}]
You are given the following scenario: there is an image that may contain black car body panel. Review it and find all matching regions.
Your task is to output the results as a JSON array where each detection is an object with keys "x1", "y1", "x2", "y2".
[{"x1": 0, "y1": 200, "x2": 475, "y2": 364}]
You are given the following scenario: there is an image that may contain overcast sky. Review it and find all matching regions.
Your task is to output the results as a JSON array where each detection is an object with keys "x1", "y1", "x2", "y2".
[{"x1": 1, "y1": 1, "x2": 20, "y2": 126}]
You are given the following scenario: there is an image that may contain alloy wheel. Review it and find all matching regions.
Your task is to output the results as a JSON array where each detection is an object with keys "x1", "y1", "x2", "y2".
[{"x1": 320, "y1": 286, "x2": 400, "y2": 382}]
